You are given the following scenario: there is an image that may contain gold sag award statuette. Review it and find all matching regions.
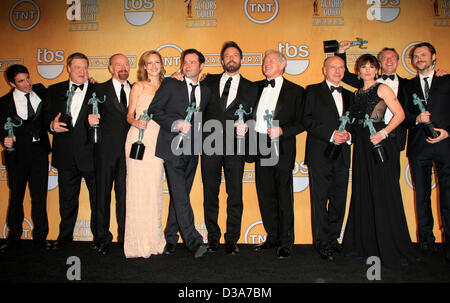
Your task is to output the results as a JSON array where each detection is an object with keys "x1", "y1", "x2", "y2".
[
  {"x1": 364, "y1": 113, "x2": 388, "y2": 164},
  {"x1": 264, "y1": 109, "x2": 279, "y2": 158},
  {"x1": 234, "y1": 104, "x2": 252, "y2": 155},
  {"x1": 3, "y1": 117, "x2": 22, "y2": 152},
  {"x1": 130, "y1": 109, "x2": 152, "y2": 160},
  {"x1": 412, "y1": 93, "x2": 440, "y2": 139},
  {"x1": 324, "y1": 111, "x2": 354, "y2": 160},
  {"x1": 323, "y1": 37, "x2": 368, "y2": 53},
  {"x1": 88, "y1": 92, "x2": 106, "y2": 144}
]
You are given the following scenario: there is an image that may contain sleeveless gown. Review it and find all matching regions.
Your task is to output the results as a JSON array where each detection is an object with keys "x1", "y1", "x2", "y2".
[
  {"x1": 124, "y1": 92, "x2": 166, "y2": 258},
  {"x1": 343, "y1": 83, "x2": 419, "y2": 267}
]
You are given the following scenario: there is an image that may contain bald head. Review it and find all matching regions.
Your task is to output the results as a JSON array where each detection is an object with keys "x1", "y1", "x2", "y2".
[
  {"x1": 109, "y1": 53, "x2": 130, "y2": 82},
  {"x1": 323, "y1": 56, "x2": 345, "y2": 86}
]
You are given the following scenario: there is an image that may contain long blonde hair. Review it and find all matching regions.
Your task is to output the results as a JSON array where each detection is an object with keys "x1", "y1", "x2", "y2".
[{"x1": 137, "y1": 50, "x2": 165, "y2": 83}]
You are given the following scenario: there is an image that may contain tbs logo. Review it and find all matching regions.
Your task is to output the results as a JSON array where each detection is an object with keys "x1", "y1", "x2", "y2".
[
  {"x1": 278, "y1": 42, "x2": 310, "y2": 76},
  {"x1": 124, "y1": 0, "x2": 154, "y2": 26},
  {"x1": 36, "y1": 48, "x2": 65, "y2": 80},
  {"x1": 366, "y1": 0, "x2": 401, "y2": 23}
]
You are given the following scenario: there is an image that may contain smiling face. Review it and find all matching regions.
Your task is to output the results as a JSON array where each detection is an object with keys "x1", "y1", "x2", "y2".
[
  {"x1": 68, "y1": 58, "x2": 89, "y2": 84},
  {"x1": 109, "y1": 54, "x2": 130, "y2": 82},
  {"x1": 262, "y1": 52, "x2": 286, "y2": 80},
  {"x1": 144, "y1": 53, "x2": 162, "y2": 78},
  {"x1": 413, "y1": 46, "x2": 436, "y2": 75},
  {"x1": 10, "y1": 72, "x2": 32, "y2": 93},
  {"x1": 323, "y1": 56, "x2": 345, "y2": 86},
  {"x1": 379, "y1": 49, "x2": 398, "y2": 75}
]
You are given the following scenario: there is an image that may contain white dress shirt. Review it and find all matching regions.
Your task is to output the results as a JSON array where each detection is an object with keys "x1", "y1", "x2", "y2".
[
  {"x1": 13, "y1": 89, "x2": 41, "y2": 121},
  {"x1": 112, "y1": 78, "x2": 131, "y2": 106},
  {"x1": 326, "y1": 80, "x2": 343, "y2": 117},
  {"x1": 255, "y1": 75, "x2": 283, "y2": 134},
  {"x1": 220, "y1": 73, "x2": 240, "y2": 108},
  {"x1": 377, "y1": 74, "x2": 399, "y2": 123},
  {"x1": 419, "y1": 70, "x2": 434, "y2": 103},
  {"x1": 69, "y1": 80, "x2": 89, "y2": 126},
  {"x1": 185, "y1": 77, "x2": 201, "y2": 109}
]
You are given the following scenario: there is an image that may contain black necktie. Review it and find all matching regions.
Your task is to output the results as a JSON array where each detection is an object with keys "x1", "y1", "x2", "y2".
[
  {"x1": 330, "y1": 86, "x2": 343, "y2": 93},
  {"x1": 264, "y1": 79, "x2": 275, "y2": 88},
  {"x1": 120, "y1": 83, "x2": 127, "y2": 109},
  {"x1": 382, "y1": 74, "x2": 395, "y2": 81},
  {"x1": 25, "y1": 93, "x2": 35, "y2": 120},
  {"x1": 72, "y1": 83, "x2": 84, "y2": 91},
  {"x1": 221, "y1": 77, "x2": 232, "y2": 110},
  {"x1": 190, "y1": 83, "x2": 198, "y2": 106},
  {"x1": 423, "y1": 77, "x2": 430, "y2": 101}
]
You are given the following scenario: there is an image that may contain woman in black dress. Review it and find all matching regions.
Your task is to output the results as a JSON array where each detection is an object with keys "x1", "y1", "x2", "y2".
[{"x1": 343, "y1": 54, "x2": 419, "y2": 267}]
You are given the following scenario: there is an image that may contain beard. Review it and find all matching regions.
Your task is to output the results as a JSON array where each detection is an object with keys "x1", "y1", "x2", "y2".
[
  {"x1": 118, "y1": 71, "x2": 129, "y2": 81},
  {"x1": 224, "y1": 61, "x2": 241, "y2": 73}
]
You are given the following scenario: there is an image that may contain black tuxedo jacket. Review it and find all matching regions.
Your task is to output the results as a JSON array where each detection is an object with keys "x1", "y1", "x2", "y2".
[
  {"x1": 335, "y1": 52, "x2": 408, "y2": 151},
  {"x1": 252, "y1": 77, "x2": 305, "y2": 170},
  {"x1": 94, "y1": 79, "x2": 131, "y2": 158},
  {"x1": 303, "y1": 81, "x2": 354, "y2": 168},
  {"x1": 201, "y1": 73, "x2": 257, "y2": 148},
  {"x1": 0, "y1": 84, "x2": 51, "y2": 162},
  {"x1": 45, "y1": 80, "x2": 96, "y2": 171},
  {"x1": 402, "y1": 74, "x2": 450, "y2": 158},
  {"x1": 148, "y1": 77, "x2": 211, "y2": 162}
]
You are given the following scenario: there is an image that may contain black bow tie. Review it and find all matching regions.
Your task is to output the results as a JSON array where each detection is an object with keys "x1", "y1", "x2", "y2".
[
  {"x1": 381, "y1": 74, "x2": 395, "y2": 81},
  {"x1": 330, "y1": 85, "x2": 342, "y2": 93},
  {"x1": 264, "y1": 79, "x2": 275, "y2": 88},
  {"x1": 72, "y1": 83, "x2": 84, "y2": 91}
]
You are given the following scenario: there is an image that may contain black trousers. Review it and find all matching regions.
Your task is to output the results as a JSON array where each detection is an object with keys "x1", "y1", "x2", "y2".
[
  {"x1": 95, "y1": 153, "x2": 126, "y2": 245},
  {"x1": 57, "y1": 163, "x2": 96, "y2": 242},
  {"x1": 201, "y1": 154, "x2": 245, "y2": 244},
  {"x1": 5, "y1": 142, "x2": 49, "y2": 241},
  {"x1": 164, "y1": 155, "x2": 203, "y2": 252},
  {"x1": 308, "y1": 156, "x2": 349, "y2": 249},
  {"x1": 409, "y1": 145, "x2": 450, "y2": 246},
  {"x1": 255, "y1": 157, "x2": 294, "y2": 249}
]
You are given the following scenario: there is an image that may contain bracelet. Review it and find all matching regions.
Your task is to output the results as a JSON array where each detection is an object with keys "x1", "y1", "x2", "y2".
[{"x1": 380, "y1": 128, "x2": 388, "y2": 140}]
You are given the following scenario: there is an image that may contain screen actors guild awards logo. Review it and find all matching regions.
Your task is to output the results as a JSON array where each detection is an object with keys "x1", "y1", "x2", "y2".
[
  {"x1": 66, "y1": 0, "x2": 99, "y2": 31},
  {"x1": 185, "y1": 0, "x2": 218, "y2": 27},
  {"x1": 312, "y1": 0, "x2": 344, "y2": 26},
  {"x1": 433, "y1": 0, "x2": 450, "y2": 26}
]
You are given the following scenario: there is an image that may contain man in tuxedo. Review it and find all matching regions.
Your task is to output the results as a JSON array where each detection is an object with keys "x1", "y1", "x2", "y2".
[
  {"x1": 303, "y1": 56, "x2": 353, "y2": 261},
  {"x1": 88, "y1": 54, "x2": 131, "y2": 255},
  {"x1": 200, "y1": 41, "x2": 257, "y2": 254},
  {"x1": 0, "y1": 64, "x2": 52, "y2": 252},
  {"x1": 335, "y1": 43, "x2": 407, "y2": 180},
  {"x1": 45, "y1": 52, "x2": 97, "y2": 248},
  {"x1": 148, "y1": 49, "x2": 211, "y2": 258},
  {"x1": 252, "y1": 50, "x2": 305, "y2": 259},
  {"x1": 402, "y1": 42, "x2": 450, "y2": 262}
]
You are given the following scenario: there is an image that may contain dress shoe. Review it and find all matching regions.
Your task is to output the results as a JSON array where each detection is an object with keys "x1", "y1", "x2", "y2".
[
  {"x1": 319, "y1": 247, "x2": 334, "y2": 261},
  {"x1": 276, "y1": 247, "x2": 291, "y2": 260},
  {"x1": 254, "y1": 241, "x2": 276, "y2": 251},
  {"x1": 163, "y1": 243, "x2": 176, "y2": 255},
  {"x1": 97, "y1": 243, "x2": 110, "y2": 256},
  {"x1": 91, "y1": 241, "x2": 100, "y2": 250},
  {"x1": 331, "y1": 242, "x2": 343, "y2": 254},
  {"x1": 206, "y1": 242, "x2": 218, "y2": 252},
  {"x1": 193, "y1": 244, "x2": 207, "y2": 258},
  {"x1": 52, "y1": 239, "x2": 72, "y2": 249},
  {"x1": 0, "y1": 240, "x2": 20, "y2": 253},
  {"x1": 226, "y1": 242, "x2": 239, "y2": 255},
  {"x1": 419, "y1": 242, "x2": 438, "y2": 255},
  {"x1": 33, "y1": 240, "x2": 56, "y2": 250}
]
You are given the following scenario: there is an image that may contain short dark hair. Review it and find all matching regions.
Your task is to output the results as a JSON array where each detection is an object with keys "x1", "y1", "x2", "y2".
[
  {"x1": 220, "y1": 41, "x2": 243, "y2": 61},
  {"x1": 6, "y1": 64, "x2": 29, "y2": 84},
  {"x1": 67, "y1": 52, "x2": 89, "y2": 67},
  {"x1": 181, "y1": 48, "x2": 205, "y2": 66},
  {"x1": 355, "y1": 54, "x2": 380, "y2": 73},
  {"x1": 410, "y1": 42, "x2": 437, "y2": 65}
]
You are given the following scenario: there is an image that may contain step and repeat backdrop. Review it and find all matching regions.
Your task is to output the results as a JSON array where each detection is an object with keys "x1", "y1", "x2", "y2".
[{"x1": 1, "y1": 0, "x2": 449, "y2": 244}]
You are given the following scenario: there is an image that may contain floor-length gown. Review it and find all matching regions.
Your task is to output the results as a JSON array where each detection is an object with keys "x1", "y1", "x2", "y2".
[
  {"x1": 124, "y1": 91, "x2": 166, "y2": 258},
  {"x1": 343, "y1": 83, "x2": 419, "y2": 267}
]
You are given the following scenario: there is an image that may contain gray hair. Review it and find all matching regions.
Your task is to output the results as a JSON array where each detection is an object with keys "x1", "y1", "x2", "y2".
[{"x1": 264, "y1": 49, "x2": 287, "y2": 73}]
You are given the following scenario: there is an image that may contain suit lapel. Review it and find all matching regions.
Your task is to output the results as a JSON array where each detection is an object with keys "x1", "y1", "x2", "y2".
[
  {"x1": 274, "y1": 78, "x2": 288, "y2": 119},
  {"x1": 320, "y1": 81, "x2": 340, "y2": 119},
  {"x1": 74, "y1": 83, "x2": 93, "y2": 127},
  {"x1": 107, "y1": 79, "x2": 125, "y2": 114}
]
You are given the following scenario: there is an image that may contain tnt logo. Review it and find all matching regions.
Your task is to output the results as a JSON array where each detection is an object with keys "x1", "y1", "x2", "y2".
[
  {"x1": 278, "y1": 42, "x2": 310, "y2": 76},
  {"x1": 244, "y1": 0, "x2": 279, "y2": 24},
  {"x1": 404, "y1": 164, "x2": 437, "y2": 190},
  {"x1": 401, "y1": 41, "x2": 421, "y2": 76},
  {"x1": 2, "y1": 218, "x2": 34, "y2": 239},
  {"x1": 244, "y1": 221, "x2": 267, "y2": 244},
  {"x1": 366, "y1": 0, "x2": 400, "y2": 23},
  {"x1": 9, "y1": 0, "x2": 40, "y2": 31},
  {"x1": 156, "y1": 44, "x2": 183, "y2": 76},
  {"x1": 36, "y1": 48, "x2": 65, "y2": 80},
  {"x1": 124, "y1": 0, "x2": 154, "y2": 26}
]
